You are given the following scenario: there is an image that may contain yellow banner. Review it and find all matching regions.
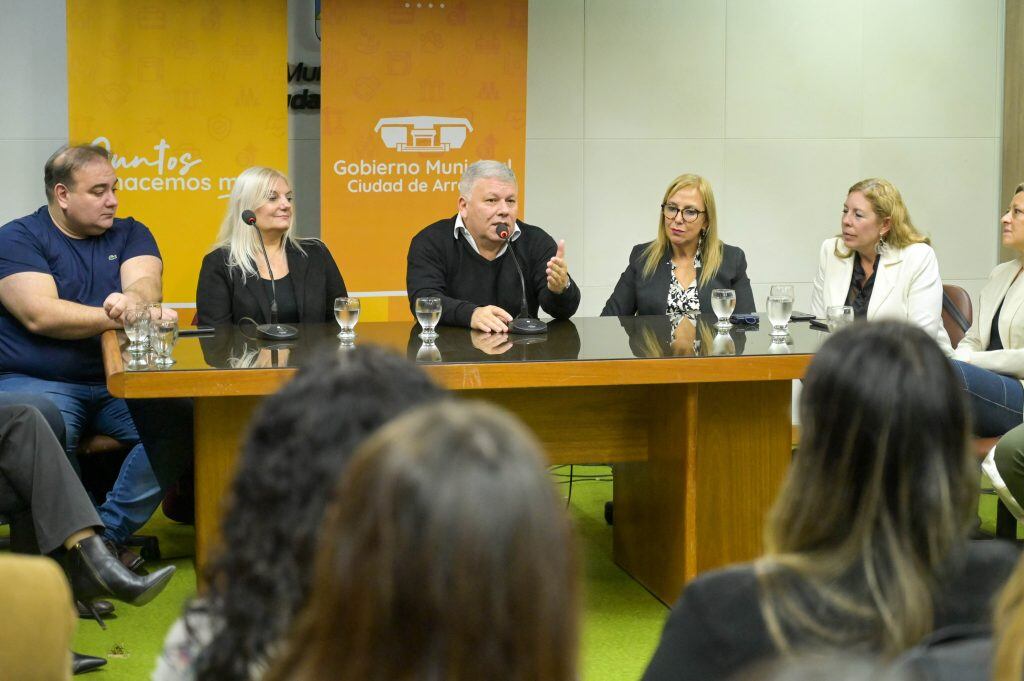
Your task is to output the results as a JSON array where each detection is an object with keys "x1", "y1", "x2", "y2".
[
  {"x1": 66, "y1": 0, "x2": 288, "y2": 304},
  {"x1": 321, "y1": 0, "x2": 528, "y2": 321}
]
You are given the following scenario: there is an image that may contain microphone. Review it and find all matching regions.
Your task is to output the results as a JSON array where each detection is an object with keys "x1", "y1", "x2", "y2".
[
  {"x1": 241, "y1": 209, "x2": 298, "y2": 340},
  {"x1": 500, "y1": 226, "x2": 547, "y2": 335}
]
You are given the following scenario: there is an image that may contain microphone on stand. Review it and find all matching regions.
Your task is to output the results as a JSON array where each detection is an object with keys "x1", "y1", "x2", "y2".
[
  {"x1": 241, "y1": 209, "x2": 298, "y2": 340},
  {"x1": 498, "y1": 227, "x2": 547, "y2": 335}
]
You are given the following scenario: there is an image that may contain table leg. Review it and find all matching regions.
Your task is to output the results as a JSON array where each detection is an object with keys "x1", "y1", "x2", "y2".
[
  {"x1": 193, "y1": 396, "x2": 262, "y2": 572},
  {"x1": 614, "y1": 380, "x2": 791, "y2": 605}
]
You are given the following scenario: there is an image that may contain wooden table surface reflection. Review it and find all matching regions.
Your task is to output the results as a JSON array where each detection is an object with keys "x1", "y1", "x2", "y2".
[{"x1": 103, "y1": 315, "x2": 821, "y2": 604}]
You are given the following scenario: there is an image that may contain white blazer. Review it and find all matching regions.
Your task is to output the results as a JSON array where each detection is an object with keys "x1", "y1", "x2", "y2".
[
  {"x1": 810, "y1": 237, "x2": 953, "y2": 354},
  {"x1": 953, "y1": 258, "x2": 1024, "y2": 384}
]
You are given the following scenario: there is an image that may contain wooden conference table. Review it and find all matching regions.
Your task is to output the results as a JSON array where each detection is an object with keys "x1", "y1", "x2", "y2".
[{"x1": 102, "y1": 314, "x2": 822, "y2": 605}]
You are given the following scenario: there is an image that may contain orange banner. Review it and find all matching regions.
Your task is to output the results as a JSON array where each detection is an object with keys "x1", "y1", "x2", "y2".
[
  {"x1": 321, "y1": 0, "x2": 528, "y2": 320},
  {"x1": 66, "y1": 0, "x2": 288, "y2": 304}
]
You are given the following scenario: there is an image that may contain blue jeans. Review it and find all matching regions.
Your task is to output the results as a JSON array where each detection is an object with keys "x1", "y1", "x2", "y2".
[
  {"x1": 951, "y1": 359, "x2": 1024, "y2": 437},
  {"x1": 0, "y1": 374, "x2": 161, "y2": 544}
]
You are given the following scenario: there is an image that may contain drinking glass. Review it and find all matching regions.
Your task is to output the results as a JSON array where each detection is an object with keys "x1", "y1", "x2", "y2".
[
  {"x1": 767, "y1": 285, "x2": 794, "y2": 338},
  {"x1": 710, "y1": 289, "x2": 736, "y2": 329},
  {"x1": 415, "y1": 296, "x2": 442, "y2": 340},
  {"x1": 826, "y1": 305, "x2": 855, "y2": 332},
  {"x1": 149, "y1": 318, "x2": 179, "y2": 367},
  {"x1": 123, "y1": 303, "x2": 150, "y2": 356},
  {"x1": 142, "y1": 303, "x2": 162, "y2": 349},
  {"x1": 334, "y1": 297, "x2": 361, "y2": 340}
]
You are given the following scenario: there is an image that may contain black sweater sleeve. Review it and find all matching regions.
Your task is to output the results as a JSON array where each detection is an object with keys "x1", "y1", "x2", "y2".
[
  {"x1": 522, "y1": 227, "x2": 580, "y2": 320},
  {"x1": 406, "y1": 225, "x2": 478, "y2": 328},
  {"x1": 195, "y1": 249, "x2": 234, "y2": 326}
]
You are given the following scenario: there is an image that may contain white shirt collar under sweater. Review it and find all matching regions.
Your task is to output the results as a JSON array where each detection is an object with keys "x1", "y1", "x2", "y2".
[{"x1": 453, "y1": 214, "x2": 520, "y2": 258}]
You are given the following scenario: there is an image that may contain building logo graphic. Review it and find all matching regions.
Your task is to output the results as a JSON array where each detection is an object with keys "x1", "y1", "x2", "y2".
[{"x1": 374, "y1": 116, "x2": 473, "y2": 153}]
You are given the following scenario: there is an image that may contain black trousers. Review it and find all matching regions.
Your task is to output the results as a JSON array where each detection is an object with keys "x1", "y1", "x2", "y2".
[{"x1": 0, "y1": 404, "x2": 101, "y2": 554}]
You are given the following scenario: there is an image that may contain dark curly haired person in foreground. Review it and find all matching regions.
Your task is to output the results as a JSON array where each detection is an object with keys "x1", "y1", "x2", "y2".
[{"x1": 153, "y1": 346, "x2": 443, "y2": 681}]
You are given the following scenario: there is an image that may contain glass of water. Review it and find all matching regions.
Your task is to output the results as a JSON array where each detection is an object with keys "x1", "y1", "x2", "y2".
[
  {"x1": 123, "y1": 303, "x2": 149, "y2": 356},
  {"x1": 149, "y1": 317, "x2": 179, "y2": 367},
  {"x1": 767, "y1": 284, "x2": 794, "y2": 338},
  {"x1": 334, "y1": 297, "x2": 361, "y2": 341},
  {"x1": 826, "y1": 305, "x2": 855, "y2": 332},
  {"x1": 711, "y1": 289, "x2": 736, "y2": 328},
  {"x1": 415, "y1": 297, "x2": 442, "y2": 340}
]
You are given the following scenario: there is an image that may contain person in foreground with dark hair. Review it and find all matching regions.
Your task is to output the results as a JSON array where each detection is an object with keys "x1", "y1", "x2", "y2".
[
  {"x1": 153, "y1": 346, "x2": 443, "y2": 681},
  {"x1": 641, "y1": 320, "x2": 1019, "y2": 681},
  {"x1": 262, "y1": 400, "x2": 579, "y2": 681}
]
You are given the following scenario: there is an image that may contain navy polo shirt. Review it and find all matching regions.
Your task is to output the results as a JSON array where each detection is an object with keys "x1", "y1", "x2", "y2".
[{"x1": 0, "y1": 206, "x2": 161, "y2": 383}]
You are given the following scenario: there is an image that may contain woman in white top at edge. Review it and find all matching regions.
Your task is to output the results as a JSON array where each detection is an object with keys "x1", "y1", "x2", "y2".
[{"x1": 811, "y1": 177, "x2": 952, "y2": 354}]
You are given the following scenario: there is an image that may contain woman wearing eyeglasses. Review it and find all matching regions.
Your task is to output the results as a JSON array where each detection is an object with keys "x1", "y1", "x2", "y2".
[
  {"x1": 601, "y1": 173, "x2": 755, "y2": 317},
  {"x1": 810, "y1": 177, "x2": 951, "y2": 352}
]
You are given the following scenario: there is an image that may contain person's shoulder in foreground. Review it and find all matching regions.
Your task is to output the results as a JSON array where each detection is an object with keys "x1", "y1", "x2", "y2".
[{"x1": 641, "y1": 563, "x2": 773, "y2": 681}]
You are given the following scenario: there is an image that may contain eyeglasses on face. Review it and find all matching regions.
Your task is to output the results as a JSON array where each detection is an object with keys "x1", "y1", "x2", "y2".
[{"x1": 661, "y1": 204, "x2": 705, "y2": 223}]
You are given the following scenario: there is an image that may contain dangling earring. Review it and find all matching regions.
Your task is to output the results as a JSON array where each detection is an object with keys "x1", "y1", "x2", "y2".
[{"x1": 877, "y1": 233, "x2": 888, "y2": 256}]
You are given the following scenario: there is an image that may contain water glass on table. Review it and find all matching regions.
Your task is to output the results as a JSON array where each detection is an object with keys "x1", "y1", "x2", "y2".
[
  {"x1": 415, "y1": 297, "x2": 442, "y2": 341},
  {"x1": 767, "y1": 284, "x2": 794, "y2": 338},
  {"x1": 149, "y1": 317, "x2": 179, "y2": 367},
  {"x1": 123, "y1": 305, "x2": 151, "y2": 368},
  {"x1": 826, "y1": 305, "x2": 855, "y2": 332},
  {"x1": 711, "y1": 289, "x2": 736, "y2": 329},
  {"x1": 334, "y1": 297, "x2": 361, "y2": 341}
]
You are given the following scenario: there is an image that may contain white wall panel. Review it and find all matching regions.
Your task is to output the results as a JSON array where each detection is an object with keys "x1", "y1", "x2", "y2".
[
  {"x1": 581, "y1": 139, "x2": 726, "y2": 288},
  {"x1": 0, "y1": 1, "x2": 67, "y2": 140},
  {"x1": 861, "y1": 138, "x2": 1000, "y2": 280},
  {"x1": 862, "y1": 0, "x2": 1000, "y2": 138},
  {"x1": 723, "y1": 139, "x2": 862, "y2": 287},
  {"x1": 527, "y1": 0, "x2": 584, "y2": 139},
  {"x1": 525, "y1": 139, "x2": 584, "y2": 282},
  {"x1": 725, "y1": 0, "x2": 862, "y2": 139},
  {"x1": 584, "y1": 0, "x2": 727, "y2": 139}
]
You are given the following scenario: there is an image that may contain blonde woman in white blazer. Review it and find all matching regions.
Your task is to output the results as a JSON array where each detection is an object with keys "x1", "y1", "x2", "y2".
[
  {"x1": 951, "y1": 183, "x2": 1024, "y2": 437},
  {"x1": 811, "y1": 178, "x2": 952, "y2": 354}
]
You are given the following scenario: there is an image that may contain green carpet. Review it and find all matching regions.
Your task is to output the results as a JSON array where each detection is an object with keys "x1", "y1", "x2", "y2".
[{"x1": 0, "y1": 468, "x2": 1006, "y2": 679}]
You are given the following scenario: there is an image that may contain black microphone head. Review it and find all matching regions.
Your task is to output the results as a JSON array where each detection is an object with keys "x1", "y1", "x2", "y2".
[
  {"x1": 498, "y1": 228, "x2": 510, "y2": 239},
  {"x1": 241, "y1": 210, "x2": 257, "y2": 226}
]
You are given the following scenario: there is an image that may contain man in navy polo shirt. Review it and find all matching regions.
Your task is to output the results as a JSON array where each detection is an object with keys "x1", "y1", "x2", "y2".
[{"x1": 0, "y1": 143, "x2": 175, "y2": 558}]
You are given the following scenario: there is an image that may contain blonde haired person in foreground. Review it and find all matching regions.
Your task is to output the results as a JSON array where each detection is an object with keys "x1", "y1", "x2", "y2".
[
  {"x1": 263, "y1": 401, "x2": 579, "y2": 681},
  {"x1": 811, "y1": 178, "x2": 951, "y2": 353},
  {"x1": 640, "y1": 321, "x2": 1017, "y2": 681}
]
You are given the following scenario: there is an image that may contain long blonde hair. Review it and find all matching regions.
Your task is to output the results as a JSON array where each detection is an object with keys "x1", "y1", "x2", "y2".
[
  {"x1": 757, "y1": 322, "x2": 976, "y2": 658},
  {"x1": 640, "y1": 174, "x2": 723, "y2": 286},
  {"x1": 835, "y1": 178, "x2": 930, "y2": 259},
  {"x1": 994, "y1": 555, "x2": 1024, "y2": 680},
  {"x1": 214, "y1": 166, "x2": 305, "y2": 280}
]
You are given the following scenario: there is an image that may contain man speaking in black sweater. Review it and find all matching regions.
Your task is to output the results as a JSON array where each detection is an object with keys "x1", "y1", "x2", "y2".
[{"x1": 406, "y1": 160, "x2": 580, "y2": 332}]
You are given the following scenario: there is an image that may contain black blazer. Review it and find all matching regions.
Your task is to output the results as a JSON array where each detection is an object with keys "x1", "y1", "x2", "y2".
[
  {"x1": 196, "y1": 239, "x2": 347, "y2": 326},
  {"x1": 601, "y1": 242, "x2": 755, "y2": 316}
]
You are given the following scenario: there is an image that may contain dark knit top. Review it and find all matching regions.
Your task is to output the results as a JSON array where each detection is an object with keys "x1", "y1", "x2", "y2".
[{"x1": 406, "y1": 216, "x2": 580, "y2": 328}]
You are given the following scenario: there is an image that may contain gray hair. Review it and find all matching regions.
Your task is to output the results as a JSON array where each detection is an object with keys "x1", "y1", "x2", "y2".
[
  {"x1": 44, "y1": 144, "x2": 111, "y2": 202},
  {"x1": 458, "y1": 160, "x2": 517, "y2": 198}
]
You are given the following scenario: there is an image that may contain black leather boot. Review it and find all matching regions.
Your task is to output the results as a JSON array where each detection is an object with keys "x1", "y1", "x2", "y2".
[
  {"x1": 72, "y1": 651, "x2": 107, "y2": 674},
  {"x1": 67, "y1": 535, "x2": 175, "y2": 608}
]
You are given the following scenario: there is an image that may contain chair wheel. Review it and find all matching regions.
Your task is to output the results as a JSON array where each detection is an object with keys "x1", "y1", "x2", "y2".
[{"x1": 604, "y1": 501, "x2": 613, "y2": 526}]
